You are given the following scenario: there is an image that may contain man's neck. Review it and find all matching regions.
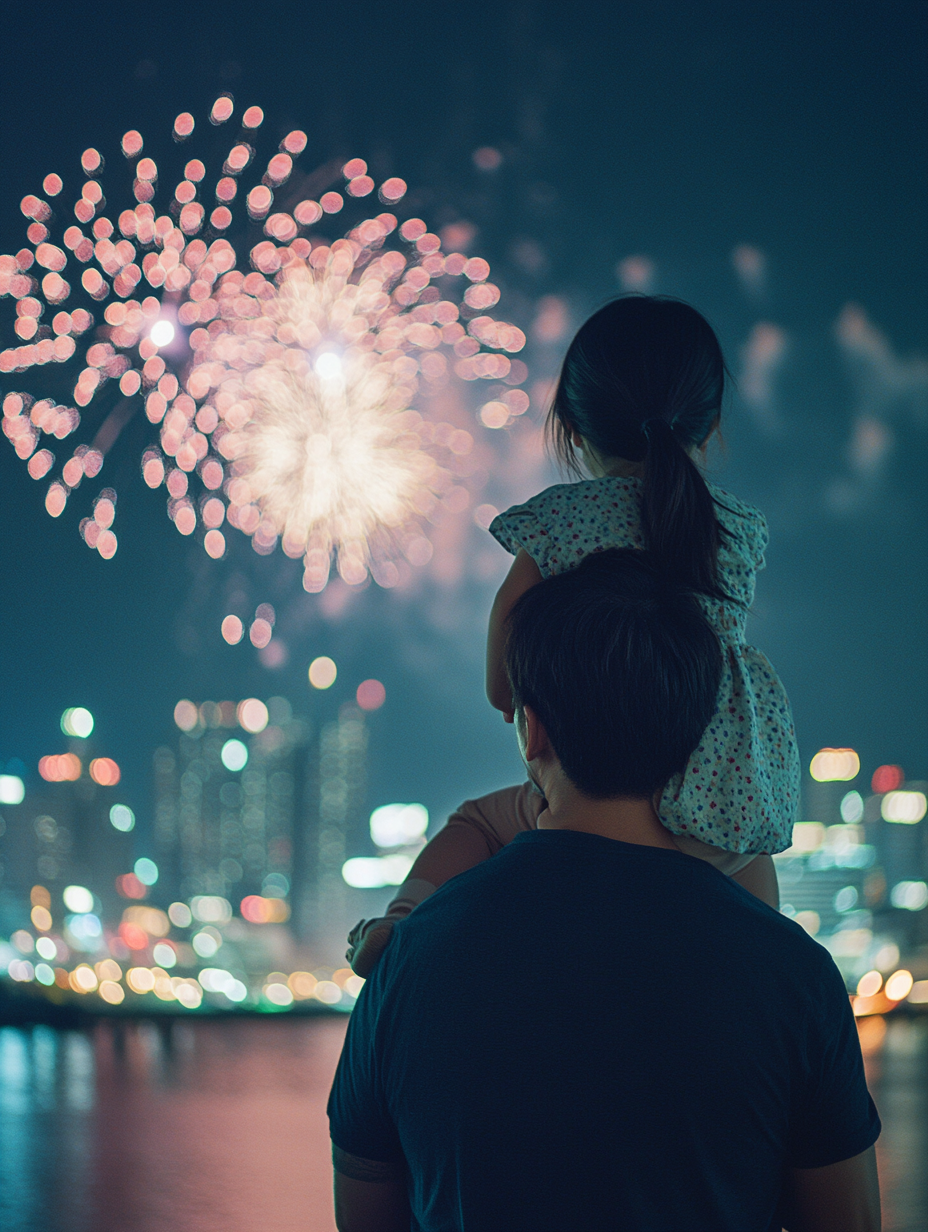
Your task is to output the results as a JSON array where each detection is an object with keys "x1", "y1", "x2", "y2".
[{"x1": 535, "y1": 773, "x2": 678, "y2": 851}]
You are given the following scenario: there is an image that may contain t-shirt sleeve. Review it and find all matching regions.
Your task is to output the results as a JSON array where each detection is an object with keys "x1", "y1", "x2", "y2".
[
  {"x1": 443, "y1": 782, "x2": 544, "y2": 857},
  {"x1": 787, "y1": 955, "x2": 881, "y2": 1168},
  {"x1": 327, "y1": 952, "x2": 404, "y2": 1165}
]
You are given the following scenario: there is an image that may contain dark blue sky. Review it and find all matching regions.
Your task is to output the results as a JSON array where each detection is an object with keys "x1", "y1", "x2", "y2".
[{"x1": 0, "y1": 1, "x2": 925, "y2": 847}]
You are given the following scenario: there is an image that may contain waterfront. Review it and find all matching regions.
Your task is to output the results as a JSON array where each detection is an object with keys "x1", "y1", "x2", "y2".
[
  {"x1": 0, "y1": 1013, "x2": 924, "y2": 1231},
  {"x1": 0, "y1": 1017, "x2": 347, "y2": 1232}
]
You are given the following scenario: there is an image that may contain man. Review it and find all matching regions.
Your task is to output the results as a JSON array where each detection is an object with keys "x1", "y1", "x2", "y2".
[{"x1": 328, "y1": 549, "x2": 881, "y2": 1231}]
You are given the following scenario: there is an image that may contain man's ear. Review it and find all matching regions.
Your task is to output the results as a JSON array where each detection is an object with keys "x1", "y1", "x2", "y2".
[{"x1": 522, "y1": 704, "x2": 551, "y2": 763}]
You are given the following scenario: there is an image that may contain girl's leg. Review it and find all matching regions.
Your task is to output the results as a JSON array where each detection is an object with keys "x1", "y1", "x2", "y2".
[{"x1": 730, "y1": 855, "x2": 779, "y2": 910}]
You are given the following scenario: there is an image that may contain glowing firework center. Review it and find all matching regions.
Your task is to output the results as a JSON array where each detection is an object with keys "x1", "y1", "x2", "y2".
[
  {"x1": 0, "y1": 103, "x2": 528, "y2": 589},
  {"x1": 194, "y1": 231, "x2": 509, "y2": 589}
]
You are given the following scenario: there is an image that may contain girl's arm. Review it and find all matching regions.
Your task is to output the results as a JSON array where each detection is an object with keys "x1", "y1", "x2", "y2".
[
  {"x1": 347, "y1": 784, "x2": 544, "y2": 975},
  {"x1": 486, "y1": 549, "x2": 544, "y2": 718}
]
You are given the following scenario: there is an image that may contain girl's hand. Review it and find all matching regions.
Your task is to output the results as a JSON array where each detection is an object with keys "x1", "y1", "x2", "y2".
[
  {"x1": 346, "y1": 916, "x2": 396, "y2": 977},
  {"x1": 345, "y1": 878, "x2": 438, "y2": 976}
]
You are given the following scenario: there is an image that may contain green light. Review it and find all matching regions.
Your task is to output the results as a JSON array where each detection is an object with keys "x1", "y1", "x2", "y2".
[{"x1": 134, "y1": 858, "x2": 158, "y2": 886}]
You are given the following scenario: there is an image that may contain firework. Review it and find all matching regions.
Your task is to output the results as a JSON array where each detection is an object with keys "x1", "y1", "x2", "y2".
[{"x1": 0, "y1": 99, "x2": 529, "y2": 587}]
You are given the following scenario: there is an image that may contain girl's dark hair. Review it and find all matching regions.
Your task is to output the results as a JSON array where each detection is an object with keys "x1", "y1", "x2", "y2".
[
  {"x1": 547, "y1": 295, "x2": 730, "y2": 599},
  {"x1": 506, "y1": 548, "x2": 723, "y2": 799}
]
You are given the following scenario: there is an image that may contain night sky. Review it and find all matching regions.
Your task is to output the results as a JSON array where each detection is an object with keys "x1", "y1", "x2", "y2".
[{"x1": 0, "y1": 1, "x2": 925, "y2": 856}]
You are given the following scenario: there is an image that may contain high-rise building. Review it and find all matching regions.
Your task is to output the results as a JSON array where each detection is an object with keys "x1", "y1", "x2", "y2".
[
  {"x1": 152, "y1": 696, "x2": 369, "y2": 961},
  {"x1": 299, "y1": 703, "x2": 368, "y2": 954}
]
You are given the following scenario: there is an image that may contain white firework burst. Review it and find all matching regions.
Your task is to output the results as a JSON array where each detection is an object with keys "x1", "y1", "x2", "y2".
[{"x1": 0, "y1": 101, "x2": 530, "y2": 588}]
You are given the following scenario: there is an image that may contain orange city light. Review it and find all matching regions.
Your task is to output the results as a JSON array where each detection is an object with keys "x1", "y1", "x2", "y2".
[
  {"x1": 118, "y1": 921, "x2": 149, "y2": 951},
  {"x1": 89, "y1": 757, "x2": 120, "y2": 786},
  {"x1": 38, "y1": 752, "x2": 82, "y2": 782},
  {"x1": 240, "y1": 895, "x2": 290, "y2": 924}
]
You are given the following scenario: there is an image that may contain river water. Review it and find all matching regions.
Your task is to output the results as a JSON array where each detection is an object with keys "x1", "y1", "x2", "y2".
[{"x1": 0, "y1": 1014, "x2": 924, "y2": 1231}]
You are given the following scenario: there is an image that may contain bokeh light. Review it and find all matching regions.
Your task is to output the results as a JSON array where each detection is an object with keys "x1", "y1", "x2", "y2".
[
  {"x1": 341, "y1": 853, "x2": 414, "y2": 888},
  {"x1": 109, "y1": 803, "x2": 135, "y2": 831},
  {"x1": 890, "y1": 881, "x2": 928, "y2": 911},
  {"x1": 308, "y1": 656, "x2": 337, "y2": 689},
  {"x1": 133, "y1": 857, "x2": 159, "y2": 885},
  {"x1": 872, "y1": 764, "x2": 905, "y2": 793},
  {"x1": 809, "y1": 748, "x2": 860, "y2": 782},
  {"x1": 221, "y1": 615, "x2": 244, "y2": 645},
  {"x1": 152, "y1": 942, "x2": 176, "y2": 968},
  {"x1": 881, "y1": 791, "x2": 927, "y2": 824},
  {"x1": 856, "y1": 970, "x2": 883, "y2": 998},
  {"x1": 355, "y1": 679, "x2": 386, "y2": 710},
  {"x1": 173, "y1": 699, "x2": 199, "y2": 731},
  {"x1": 236, "y1": 698, "x2": 268, "y2": 733},
  {"x1": 240, "y1": 895, "x2": 290, "y2": 924},
  {"x1": 0, "y1": 774, "x2": 25, "y2": 804},
  {"x1": 192, "y1": 928, "x2": 221, "y2": 958},
  {"x1": 62, "y1": 884, "x2": 94, "y2": 913},
  {"x1": 168, "y1": 901, "x2": 192, "y2": 927},
  {"x1": 190, "y1": 895, "x2": 232, "y2": 924},
  {"x1": 61, "y1": 706, "x2": 94, "y2": 737},
  {"x1": 839, "y1": 791, "x2": 864, "y2": 823},
  {"x1": 220, "y1": 738, "x2": 248, "y2": 771},
  {"x1": 99, "y1": 981, "x2": 125, "y2": 1005},
  {"x1": 127, "y1": 967, "x2": 155, "y2": 994},
  {"x1": 116, "y1": 873, "x2": 147, "y2": 899},
  {"x1": 39, "y1": 752, "x2": 82, "y2": 781},
  {"x1": 11, "y1": 930, "x2": 34, "y2": 953},
  {"x1": 89, "y1": 756, "x2": 120, "y2": 786},
  {"x1": 369, "y1": 802, "x2": 429, "y2": 848},
  {"x1": 884, "y1": 970, "x2": 914, "y2": 1002}
]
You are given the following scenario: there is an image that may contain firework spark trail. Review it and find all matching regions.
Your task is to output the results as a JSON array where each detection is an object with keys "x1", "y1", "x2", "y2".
[{"x1": 0, "y1": 99, "x2": 529, "y2": 588}]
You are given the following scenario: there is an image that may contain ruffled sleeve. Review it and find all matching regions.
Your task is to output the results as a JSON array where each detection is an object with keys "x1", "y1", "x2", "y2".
[
  {"x1": 489, "y1": 480, "x2": 645, "y2": 578},
  {"x1": 489, "y1": 502, "x2": 555, "y2": 574}
]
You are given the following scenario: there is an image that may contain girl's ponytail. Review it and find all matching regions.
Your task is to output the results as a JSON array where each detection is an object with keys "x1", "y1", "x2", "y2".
[{"x1": 640, "y1": 418, "x2": 725, "y2": 599}]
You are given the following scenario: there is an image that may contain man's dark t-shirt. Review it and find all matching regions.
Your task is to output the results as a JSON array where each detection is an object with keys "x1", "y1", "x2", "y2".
[{"x1": 328, "y1": 830, "x2": 880, "y2": 1231}]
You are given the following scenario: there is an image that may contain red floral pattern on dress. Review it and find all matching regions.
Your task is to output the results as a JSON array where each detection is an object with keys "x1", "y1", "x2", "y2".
[{"x1": 490, "y1": 477, "x2": 799, "y2": 855}]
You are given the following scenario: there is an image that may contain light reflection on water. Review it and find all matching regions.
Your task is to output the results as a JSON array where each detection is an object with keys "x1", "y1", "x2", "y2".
[
  {"x1": 0, "y1": 1015, "x2": 924, "y2": 1231},
  {"x1": 0, "y1": 1017, "x2": 347, "y2": 1232},
  {"x1": 862, "y1": 1017, "x2": 928, "y2": 1232}
]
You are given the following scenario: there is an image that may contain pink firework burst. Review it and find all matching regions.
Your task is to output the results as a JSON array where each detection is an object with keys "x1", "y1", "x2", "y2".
[{"x1": 0, "y1": 99, "x2": 529, "y2": 587}]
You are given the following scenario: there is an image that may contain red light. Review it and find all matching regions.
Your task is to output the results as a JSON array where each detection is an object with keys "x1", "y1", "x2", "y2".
[
  {"x1": 356, "y1": 679, "x2": 386, "y2": 711},
  {"x1": 240, "y1": 895, "x2": 268, "y2": 923},
  {"x1": 872, "y1": 765, "x2": 904, "y2": 794},
  {"x1": 116, "y1": 873, "x2": 147, "y2": 900},
  {"x1": 118, "y1": 922, "x2": 148, "y2": 950}
]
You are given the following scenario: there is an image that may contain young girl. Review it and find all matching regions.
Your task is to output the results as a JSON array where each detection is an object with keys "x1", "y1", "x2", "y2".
[{"x1": 348, "y1": 296, "x2": 799, "y2": 975}]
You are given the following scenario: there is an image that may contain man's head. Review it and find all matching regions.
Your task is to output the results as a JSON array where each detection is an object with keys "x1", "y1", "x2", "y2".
[{"x1": 505, "y1": 548, "x2": 722, "y2": 799}]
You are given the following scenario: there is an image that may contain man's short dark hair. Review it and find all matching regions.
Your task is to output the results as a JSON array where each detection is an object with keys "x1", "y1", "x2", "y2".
[{"x1": 505, "y1": 548, "x2": 723, "y2": 799}]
